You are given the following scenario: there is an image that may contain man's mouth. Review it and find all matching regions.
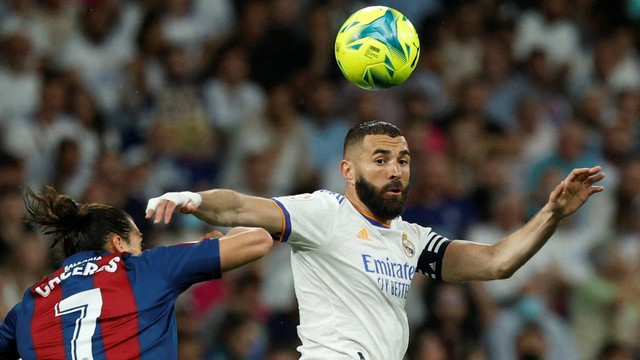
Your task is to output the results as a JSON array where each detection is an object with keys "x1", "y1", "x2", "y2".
[{"x1": 384, "y1": 185, "x2": 403, "y2": 196}]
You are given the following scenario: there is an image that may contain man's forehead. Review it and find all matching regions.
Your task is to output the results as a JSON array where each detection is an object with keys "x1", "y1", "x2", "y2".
[{"x1": 361, "y1": 134, "x2": 409, "y2": 153}]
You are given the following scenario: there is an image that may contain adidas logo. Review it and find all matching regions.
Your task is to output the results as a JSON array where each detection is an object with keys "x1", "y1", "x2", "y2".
[{"x1": 357, "y1": 228, "x2": 371, "y2": 241}]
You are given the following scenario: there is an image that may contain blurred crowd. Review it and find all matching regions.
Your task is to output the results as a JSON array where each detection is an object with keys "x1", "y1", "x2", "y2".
[{"x1": 1, "y1": 0, "x2": 640, "y2": 359}]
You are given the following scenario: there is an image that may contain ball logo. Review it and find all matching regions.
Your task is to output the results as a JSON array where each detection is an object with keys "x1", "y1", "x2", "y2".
[{"x1": 401, "y1": 232, "x2": 415, "y2": 258}]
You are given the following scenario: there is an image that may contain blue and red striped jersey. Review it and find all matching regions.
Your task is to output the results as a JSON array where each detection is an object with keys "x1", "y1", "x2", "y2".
[{"x1": 0, "y1": 237, "x2": 221, "y2": 360}]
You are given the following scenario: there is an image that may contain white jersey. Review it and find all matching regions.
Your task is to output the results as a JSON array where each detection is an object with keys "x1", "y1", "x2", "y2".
[{"x1": 272, "y1": 190, "x2": 452, "y2": 360}]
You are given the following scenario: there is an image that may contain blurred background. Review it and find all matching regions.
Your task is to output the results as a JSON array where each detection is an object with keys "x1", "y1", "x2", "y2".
[{"x1": 1, "y1": 0, "x2": 640, "y2": 359}]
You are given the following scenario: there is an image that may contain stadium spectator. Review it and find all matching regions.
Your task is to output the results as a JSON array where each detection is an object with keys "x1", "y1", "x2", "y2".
[
  {"x1": 121, "y1": 11, "x2": 168, "y2": 127},
  {"x1": 484, "y1": 274, "x2": 580, "y2": 360},
  {"x1": 596, "y1": 341, "x2": 637, "y2": 360},
  {"x1": 512, "y1": 0, "x2": 581, "y2": 72},
  {"x1": 160, "y1": 0, "x2": 235, "y2": 60},
  {"x1": 1, "y1": 75, "x2": 93, "y2": 195},
  {"x1": 67, "y1": 84, "x2": 122, "y2": 154},
  {"x1": 55, "y1": 0, "x2": 134, "y2": 115},
  {"x1": 0, "y1": 226, "x2": 49, "y2": 317},
  {"x1": 47, "y1": 138, "x2": 92, "y2": 199},
  {"x1": 0, "y1": 30, "x2": 41, "y2": 122},
  {"x1": 247, "y1": 0, "x2": 311, "y2": 89},
  {"x1": 300, "y1": 78, "x2": 351, "y2": 192},
  {"x1": 144, "y1": 44, "x2": 218, "y2": 187},
  {"x1": 398, "y1": 88, "x2": 447, "y2": 160},
  {"x1": 201, "y1": 43, "x2": 265, "y2": 137},
  {"x1": 402, "y1": 152, "x2": 479, "y2": 240},
  {"x1": 420, "y1": 282, "x2": 487, "y2": 359},
  {"x1": 571, "y1": 241, "x2": 640, "y2": 360},
  {"x1": 406, "y1": 328, "x2": 448, "y2": 360},
  {"x1": 0, "y1": 0, "x2": 51, "y2": 58},
  {"x1": 439, "y1": 3, "x2": 485, "y2": 89},
  {"x1": 227, "y1": 84, "x2": 313, "y2": 196},
  {"x1": 31, "y1": 0, "x2": 79, "y2": 62}
]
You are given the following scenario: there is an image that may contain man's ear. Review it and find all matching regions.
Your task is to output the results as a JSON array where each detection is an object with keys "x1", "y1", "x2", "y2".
[
  {"x1": 106, "y1": 234, "x2": 126, "y2": 253},
  {"x1": 340, "y1": 160, "x2": 355, "y2": 184}
]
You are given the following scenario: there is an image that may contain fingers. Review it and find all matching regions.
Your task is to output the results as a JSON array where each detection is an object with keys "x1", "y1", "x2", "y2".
[
  {"x1": 144, "y1": 191, "x2": 202, "y2": 224},
  {"x1": 145, "y1": 198, "x2": 159, "y2": 219},
  {"x1": 566, "y1": 166, "x2": 597, "y2": 181},
  {"x1": 584, "y1": 172, "x2": 605, "y2": 187},
  {"x1": 145, "y1": 196, "x2": 170, "y2": 224},
  {"x1": 587, "y1": 185, "x2": 605, "y2": 195},
  {"x1": 566, "y1": 166, "x2": 605, "y2": 186},
  {"x1": 144, "y1": 198, "x2": 177, "y2": 224},
  {"x1": 164, "y1": 201, "x2": 178, "y2": 224}
]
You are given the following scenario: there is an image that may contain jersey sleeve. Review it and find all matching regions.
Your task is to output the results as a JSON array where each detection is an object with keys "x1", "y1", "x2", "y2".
[
  {"x1": 0, "y1": 305, "x2": 19, "y2": 359},
  {"x1": 139, "y1": 237, "x2": 221, "y2": 293},
  {"x1": 415, "y1": 230, "x2": 453, "y2": 281},
  {"x1": 272, "y1": 190, "x2": 343, "y2": 251}
]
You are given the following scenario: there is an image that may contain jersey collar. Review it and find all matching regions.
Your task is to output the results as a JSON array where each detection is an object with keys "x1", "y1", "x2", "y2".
[{"x1": 356, "y1": 208, "x2": 392, "y2": 228}]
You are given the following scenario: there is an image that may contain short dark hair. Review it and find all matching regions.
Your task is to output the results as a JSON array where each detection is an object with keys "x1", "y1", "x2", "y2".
[
  {"x1": 23, "y1": 186, "x2": 134, "y2": 259},
  {"x1": 343, "y1": 121, "x2": 404, "y2": 156}
]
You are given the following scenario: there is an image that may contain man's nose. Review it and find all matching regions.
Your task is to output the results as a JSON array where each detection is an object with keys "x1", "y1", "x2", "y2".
[{"x1": 390, "y1": 163, "x2": 402, "y2": 178}]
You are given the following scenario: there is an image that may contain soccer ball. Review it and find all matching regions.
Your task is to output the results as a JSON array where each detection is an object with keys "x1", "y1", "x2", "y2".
[{"x1": 335, "y1": 6, "x2": 420, "y2": 90}]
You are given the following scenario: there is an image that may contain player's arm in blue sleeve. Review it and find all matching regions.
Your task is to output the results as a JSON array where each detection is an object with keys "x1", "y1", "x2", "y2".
[
  {"x1": 218, "y1": 227, "x2": 272, "y2": 271},
  {"x1": 143, "y1": 227, "x2": 272, "y2": 292},
  {"x1": 0, "y1": 306, "x2": 20, "y2": 359}
]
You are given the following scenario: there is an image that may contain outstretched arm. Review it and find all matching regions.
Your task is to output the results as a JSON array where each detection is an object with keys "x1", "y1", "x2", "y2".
[
  {"x1": 145, "y1": 189, "x2": 284, "y2": 235},
  {"x1": 441, "y1": 166, "x2": 605, "y2": 283}
]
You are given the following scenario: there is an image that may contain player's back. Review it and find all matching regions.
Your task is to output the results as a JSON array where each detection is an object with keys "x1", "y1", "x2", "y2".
[{"x1": 4, "y1": 240, "x2": 221, "y2": 360}]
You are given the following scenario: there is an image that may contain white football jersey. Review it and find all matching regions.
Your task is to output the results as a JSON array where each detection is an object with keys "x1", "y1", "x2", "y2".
[{"x1": 272, "y1": 190, "x2": 452, "y2": 360}]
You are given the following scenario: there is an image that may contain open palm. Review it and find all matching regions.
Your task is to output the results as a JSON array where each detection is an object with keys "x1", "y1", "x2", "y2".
[{"x1": 548, "y1": 166, "x2": 605, "y2": 219}]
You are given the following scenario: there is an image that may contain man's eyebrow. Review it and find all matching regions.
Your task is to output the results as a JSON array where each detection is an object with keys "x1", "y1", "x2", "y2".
[
  {"x1": 371, "y1": 149, "x2": 411, "y2": 156},
  {"x1": 372, "y1": 149, "x2": 391, "y2": 156}
]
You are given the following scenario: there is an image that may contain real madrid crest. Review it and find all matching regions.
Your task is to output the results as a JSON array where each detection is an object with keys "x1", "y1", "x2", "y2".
[{"x1": 402, "y1": 232, "x2": 415, "y2": 258}]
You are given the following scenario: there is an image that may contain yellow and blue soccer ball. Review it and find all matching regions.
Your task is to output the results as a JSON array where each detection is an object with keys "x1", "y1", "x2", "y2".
[{"x1": 335, "y1": 6, "x2": 420, "y2": 90}]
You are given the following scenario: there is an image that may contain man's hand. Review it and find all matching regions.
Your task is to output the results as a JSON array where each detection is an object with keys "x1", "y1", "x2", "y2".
[
  {"x1": 145, "y1": 191, "x2": 202, "y2": 224},
  {"x1": 547, "y1": 166, "x2": 605, "y2": 220}
]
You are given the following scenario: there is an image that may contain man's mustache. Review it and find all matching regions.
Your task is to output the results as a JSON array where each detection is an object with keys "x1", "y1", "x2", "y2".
[{"x1": 382, "y1": 180, "x2": 406, "y2": 192}]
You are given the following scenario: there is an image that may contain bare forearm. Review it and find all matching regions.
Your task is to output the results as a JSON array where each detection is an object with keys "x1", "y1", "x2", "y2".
[
  {"x1": 194, "y1": 189, "x2": 244, "y2": 226},
  {"x1": 194, "y1": 189, "x2": 283, "y2": 234},
  {"x1": 491, "y1": 204, "x2": 559, "y2": 278},
  {"x1": 443, "y1": 204, "x2": 560, "y2": 282}
]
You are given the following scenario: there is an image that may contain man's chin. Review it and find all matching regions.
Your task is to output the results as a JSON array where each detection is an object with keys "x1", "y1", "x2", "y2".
[
  {"x1": 375, "y1": 203, "x2": 405, "y2": 221},
  {"x1": 381, "y1": 194, "x2": 404, "y2": 206}
]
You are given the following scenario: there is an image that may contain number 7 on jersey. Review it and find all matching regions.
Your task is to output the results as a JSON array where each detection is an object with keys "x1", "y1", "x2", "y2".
[{"x1": 54, "y1": 288, "x2": 103, "y2": 360}]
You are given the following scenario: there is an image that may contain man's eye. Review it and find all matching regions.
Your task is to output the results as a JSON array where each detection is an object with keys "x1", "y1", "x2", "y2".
[{"x1": 375, "y1": 159, "x2": 385, "y2": 164}]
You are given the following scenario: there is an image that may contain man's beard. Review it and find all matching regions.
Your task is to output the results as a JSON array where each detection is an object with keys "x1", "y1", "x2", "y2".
[{"x1": 355, "y1": 176, "x2": 409, "y2": 222}]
